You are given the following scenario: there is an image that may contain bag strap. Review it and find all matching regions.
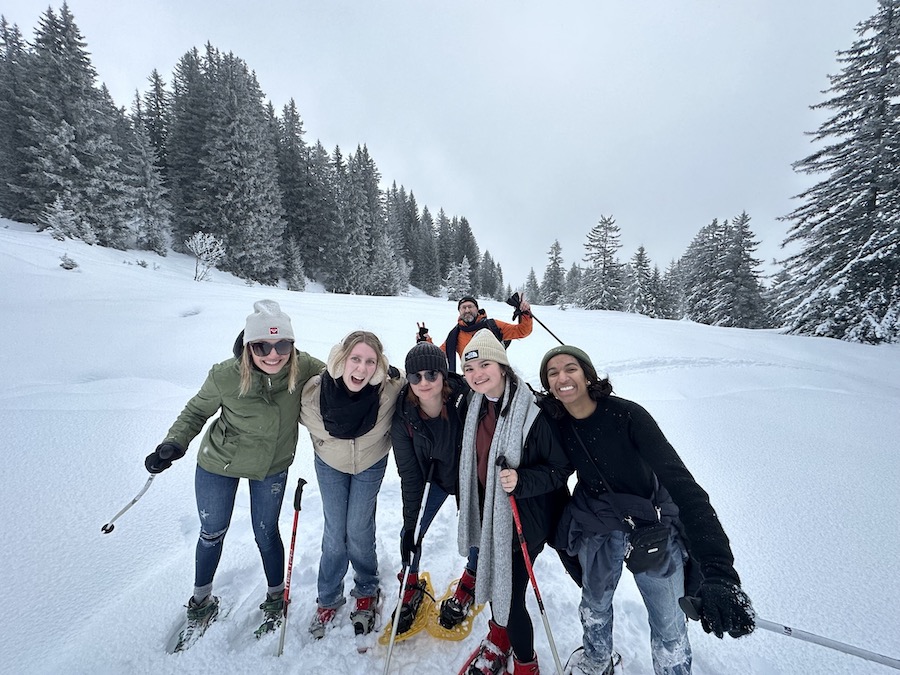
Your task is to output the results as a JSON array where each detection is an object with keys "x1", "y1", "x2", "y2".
[{"x1": 568, "y1": 421, "x2": 660, "y2": 527}]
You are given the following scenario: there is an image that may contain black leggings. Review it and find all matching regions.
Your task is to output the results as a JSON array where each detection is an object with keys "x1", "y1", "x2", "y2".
[{"x1": 504, "y1": 543, "x2": 544, "y2": 661}]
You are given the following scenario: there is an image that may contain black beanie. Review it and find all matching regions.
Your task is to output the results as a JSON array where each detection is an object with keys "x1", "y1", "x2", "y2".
[
  {"x1": 458, "y1": 295, "x2": 478, "y2": 309},
  {"x1": 405, "y1": 342, "x2": 448, "y2": 377}
]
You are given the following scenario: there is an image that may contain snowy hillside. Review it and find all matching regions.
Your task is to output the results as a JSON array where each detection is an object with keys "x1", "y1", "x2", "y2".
[{"x1": 1, "y1": 220, "x2": 898, "y2": 674}]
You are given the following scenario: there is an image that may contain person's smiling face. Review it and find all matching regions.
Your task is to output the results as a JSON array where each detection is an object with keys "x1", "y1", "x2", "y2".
[
  {"x1": 342, "y1": 342, "x2": 378, "y2": 392},
  {"x1": 463, "y1": 359, "x2": 505, "y2": 398}
]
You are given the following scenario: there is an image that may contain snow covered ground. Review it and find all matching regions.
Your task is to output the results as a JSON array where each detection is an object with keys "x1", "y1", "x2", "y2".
[{"x1": 1, "y1": 219, "x2": 898, "y2": 674}]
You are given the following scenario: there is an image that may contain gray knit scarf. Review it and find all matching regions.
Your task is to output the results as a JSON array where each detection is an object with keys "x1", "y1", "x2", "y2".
[{"x1": 457, "y1": 375, "x2": 537, "y2": 625}]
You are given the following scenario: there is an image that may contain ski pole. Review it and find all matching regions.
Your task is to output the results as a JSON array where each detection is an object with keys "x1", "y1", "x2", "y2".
[
  {"x1": 384, "y1": 462, "x2": 435, "y2": 674},
  {"x1": 505, "y1": 293, "x2": 565, "y2": 346},
  {"x1": 101, "y1": 474, "x2": 156, "y2": 534},
  {"x1": 277, "y1": 477, "x2": 307, "y2": 657},
  {"x1": 497, "y1": 456, "x2": 564, "y2": 675},
  {"x1": 679, "y1": 597, "x2": 900, "y2": 671}
]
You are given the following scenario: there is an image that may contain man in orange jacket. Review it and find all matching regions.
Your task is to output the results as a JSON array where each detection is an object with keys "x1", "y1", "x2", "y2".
[{"x1": 420, "y1": 295, "x2": 533, "y2": 372}]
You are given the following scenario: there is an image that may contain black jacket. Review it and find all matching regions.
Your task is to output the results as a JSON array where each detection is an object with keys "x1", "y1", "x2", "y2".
[
  {"x1": 547, "y1": 394, "x2": 740, "y2": 587},
  {"x1": 391, "y1": 372, "x2": 470, "y2": 532}
]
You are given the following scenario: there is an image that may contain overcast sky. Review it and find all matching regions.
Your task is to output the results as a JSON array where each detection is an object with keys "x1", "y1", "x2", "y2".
[{"x1": 4, "y1": 1, "x2": 877, "y2": 288}]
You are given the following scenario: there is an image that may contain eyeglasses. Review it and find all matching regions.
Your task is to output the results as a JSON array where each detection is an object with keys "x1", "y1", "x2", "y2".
[
  {"x1": 406, "y1": 370, "x2": 441, "y2": 385},
  {"x1": 250, "y1": 340, "x2": 294, "y2": 356}
]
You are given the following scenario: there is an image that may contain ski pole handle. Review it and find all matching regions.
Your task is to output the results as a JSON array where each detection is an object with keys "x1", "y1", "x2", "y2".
[{"x1": 293, "y1": 477, "x2": 307, "y2": 511}]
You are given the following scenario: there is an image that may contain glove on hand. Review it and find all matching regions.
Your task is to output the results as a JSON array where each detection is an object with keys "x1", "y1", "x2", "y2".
[
  {"x1": 145, "y1": 442, "x2": 186, "y2": 474},
  {"x1": 400, "y1": 529, "x2": 418, "y2": 566},
  {"x1": 416, "y1": 322, "x2": 429, "y2": 343},
  {"x1": 697, "y1": 581, "x2": 755, "y2": 639}
]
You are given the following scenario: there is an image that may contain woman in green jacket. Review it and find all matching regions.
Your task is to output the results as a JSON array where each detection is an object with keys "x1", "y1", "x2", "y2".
[{"x1": 145, "y1": 300, "x2": 324, "y2": 643}]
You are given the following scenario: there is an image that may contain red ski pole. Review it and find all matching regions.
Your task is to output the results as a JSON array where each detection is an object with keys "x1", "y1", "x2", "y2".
[
  {"x1": 497, "y1": 456, "x2": 564, "y2": 675},
  {"x1": 277, "y1": 477, "x2": 307, "y2": 657}
]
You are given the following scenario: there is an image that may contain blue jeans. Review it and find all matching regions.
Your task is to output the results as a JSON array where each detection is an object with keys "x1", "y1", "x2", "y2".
[
  {"x1": 193, "y1": 464, "x2": 287, "y2": 598},
  {"x1": 576, "y1": 529, "x2": 691, "y2": 675},
  {"x1": 314, "y1": 454, "x2": 387, "y2": 608},
  {"x1": 401, "y1": 482, "x2": 479, "y2": 574}
]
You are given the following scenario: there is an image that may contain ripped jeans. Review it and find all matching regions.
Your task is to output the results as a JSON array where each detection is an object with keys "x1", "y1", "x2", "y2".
[
  {"x1": 576, "y1": 528, "x2": 691, "y2": 675},
  {"x1": 193, "y1": 464, "x2": 288, "y2": 598}
]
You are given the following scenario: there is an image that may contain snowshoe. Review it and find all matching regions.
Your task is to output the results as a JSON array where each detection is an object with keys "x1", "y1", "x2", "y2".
[
  {"x1": 426, "y1": 572, "x2": 484, "y2": 641},
  {"x1": 378, "y1": 571, "x2": 436, "y2": 645},
  {"x1": 350, "y1": 589, "x2": 381, "y2": 636},
  {"x1": 564, "y1": 647, "x2": 621, "y2": 675},
  {"x1": 308, "y1": 605, "x2": 337, "y2": 640},
  {"x1": 169, "y1": 594, "x2": 220, "y2": 653},
  {"x1": 253, "y1": 591, "x2": 284, "y2": 638},
  {"x1": 457, "y1": 619, "x2": 511, "y2": 675},
  {"x1": 440, "y1": 567, "x2": 476, "y2": 629}
]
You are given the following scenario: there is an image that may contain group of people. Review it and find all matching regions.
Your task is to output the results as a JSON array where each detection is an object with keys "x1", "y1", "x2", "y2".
[{"x1": 145, "y1": 296, "x2": 754, "y2": 674}]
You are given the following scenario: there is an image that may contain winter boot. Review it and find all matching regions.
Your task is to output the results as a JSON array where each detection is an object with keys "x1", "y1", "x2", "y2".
[
  {"x1": 512, "y1": 655, "x2": 540, "y2": 674},
  {"x1": 308, "y1": 605, "x2": 337, "y2": 639},
  {"x1": 394, "y1": 571, "x2": 427, "y2": 634},
  {"x1": 440, "y1": 567, "x2": 476, "y2": 629},
  {"x1": 186, "y1": 594, "x2": 219, "y2": 623},
  {"x1": 350, "y1": 589, "x2": 381, "y2": 636},
  {"x1": 254, "y1": 590, "x2": 285, "y2": 637},
  {"x1": 460, "y1": 619, "x2": 512, "y2": 675}
]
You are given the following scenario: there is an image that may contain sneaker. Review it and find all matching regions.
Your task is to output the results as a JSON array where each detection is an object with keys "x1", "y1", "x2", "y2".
[
  {"x1": 349, "y1": 590, "x2": 381, "y2": 636},
  {"x1": 463, "y1": 619, "x2": 511, "y2": 675},
  {"x1": 186, "y1": 594, "x2": 219, "y2": 622},
  {"x1": 308, "y1": 605, "x2": 337, "y2": 639},
  {"x1": 440, "y1": 567, "x2": 476, "y2": 629},
  {"x1": 394, "y1": 571, "x2": 427, "y2": 634}
]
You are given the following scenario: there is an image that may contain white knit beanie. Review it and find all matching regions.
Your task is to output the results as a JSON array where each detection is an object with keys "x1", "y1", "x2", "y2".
[
  {"x1": 462, "y1": 328, "x2": 509, "y2": 366},
  {"x1": 243, "y1": 299, "x2": 294, "y2": 344}
]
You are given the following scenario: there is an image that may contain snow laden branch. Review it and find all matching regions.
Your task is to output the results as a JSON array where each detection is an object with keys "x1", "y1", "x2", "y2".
[{"x1": 185, "y1": 232, "x2": 226, "y2": 282}]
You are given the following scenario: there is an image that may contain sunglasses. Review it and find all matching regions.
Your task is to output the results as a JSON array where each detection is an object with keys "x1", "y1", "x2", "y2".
[
  {"x1": 407, "y1": 370, "x2": 441, "y2": 385},
  {"x1": 249, "y1": 340, "x2": 294, "y2": 357}
]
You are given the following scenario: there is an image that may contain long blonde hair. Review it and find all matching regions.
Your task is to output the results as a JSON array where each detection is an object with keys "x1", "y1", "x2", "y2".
[
  {"x1": 239, "y1": 345, "x2": 300, "y2": 396},
  {"x1": 326, "y1": 330, "x2": 389, "y2": 386}
]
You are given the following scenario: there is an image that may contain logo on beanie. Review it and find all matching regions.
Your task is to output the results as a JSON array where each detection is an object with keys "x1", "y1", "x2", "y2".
[
  {"x1": 464, "y1": 349, "x2": 479, "y2": 362},
  {"x1": 269, "y1": 327, "x2": 279, "y2": 335}
]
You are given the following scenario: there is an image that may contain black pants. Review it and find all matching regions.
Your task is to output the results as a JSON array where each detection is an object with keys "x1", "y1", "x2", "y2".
[{"x1": 504, "y1": 543, "x2": 544, "y2": 661}]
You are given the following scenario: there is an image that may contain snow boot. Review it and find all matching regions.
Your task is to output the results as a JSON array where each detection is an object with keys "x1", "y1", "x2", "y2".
[
  {"x1": 394, "y1": 571, "x2": 427, "y2": 634},
  {"x1": 565, "y1": 647, "x2": 618, "y2": 675},
  {"x1": 186, "y1": 594, "x2": 219, "y2": 623},
  {"x1": 350, "y1": 589, "x2": 381, "y2": 636},
  {"x1": 440, "y1": 567, "x2": 476, "y2": 629},
  {"x1": 308, "y1": 605, "x2": 337, "y2": 639},
  {"x1": 458, "y1": 619, "x2": 512, "y2": 675},
  {"x1": 512, "y1": 655, "x2": 540, "y2": 674},
  {"x1": 254, "y1": 590, "x2": 285, "y2": 637}
]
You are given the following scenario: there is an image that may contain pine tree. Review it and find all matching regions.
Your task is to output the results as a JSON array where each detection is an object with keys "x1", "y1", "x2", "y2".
[
  {"x1": 435, "y1": 208, "x2": 454, "y2": 280},
  {"x1": 141, "y1": 69, "x2": 170, "y2": 177},
  {"x1": 681, "y1": 218, "x2": 729, "y2": 324},
  {"x1": 714, "y1": 211, "x2": 769, "y2": 328},
  {"x1": 564, "y1": 262, "x2": 583, "y2": 306},
  {"x1": 580, "y1": 215, "x2": 626, "y2": 310},
  {"x1": 0, "y1": 17, "x2": 28, "y2": 219},
  {"x1": 524, "y1": 268, "x2": 540, "y2": 304},
  {"x1": 283, "y1": 236, "x2": 306, "y2": 291},
  {"x1": 189, "y1": 49, "x2": 285, "y2": 283},
  {"x1": 127, "y1": 94, "x2": 171, "y2": 255},
  {"x1": 626, "y1": 245, "x2": 653, "y2": 315},
  {"x1": 781, "y1": 0, "x2": 900, "y2": 343},
  {"x1": 456, "y1": 217, "x2": 481, "y2": 295},
  {"x1": 540, "y1": 240, "x2": 565, "y2": 305}
]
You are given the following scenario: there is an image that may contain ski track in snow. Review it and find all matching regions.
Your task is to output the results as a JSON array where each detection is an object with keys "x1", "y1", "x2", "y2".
[{"x1": 2, "y1": 221, "x2": 900, "y2": 675}]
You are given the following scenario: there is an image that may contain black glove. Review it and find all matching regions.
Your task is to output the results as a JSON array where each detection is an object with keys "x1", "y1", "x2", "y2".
[
  {"x1": 416, "y1": 322, "x2": 429, "y2": 343},
  {"x1": 400, "y1": 529, "x2": 418, "y2": 566},
  {"x1": 145, "y1": 442, "x2": 186, "y2": 474},
  {"x1": 696, "y1": 581, "x2": 755, "y2": 638}
]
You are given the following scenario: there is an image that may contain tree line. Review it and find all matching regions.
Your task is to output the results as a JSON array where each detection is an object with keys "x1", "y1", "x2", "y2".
[{"x1": 2, "y1": 2, "x2": 898, "y2": 343}]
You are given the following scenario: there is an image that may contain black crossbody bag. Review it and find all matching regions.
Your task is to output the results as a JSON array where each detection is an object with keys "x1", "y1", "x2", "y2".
[{"x1": 569, "y1": 424, "x2": 670, "y2": 574}]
